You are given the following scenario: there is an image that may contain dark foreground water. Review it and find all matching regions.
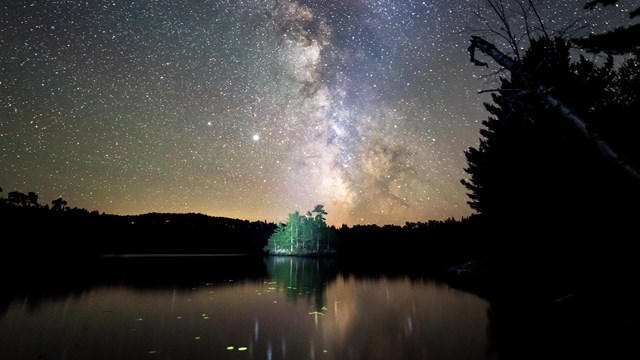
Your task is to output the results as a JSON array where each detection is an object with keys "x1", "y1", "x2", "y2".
[
  {"x1": 4, "y1": 255, "x2": 637, "y2": 360},
  {"x1": 0, "y1": 256, "x2": 491, "y2": 360}
]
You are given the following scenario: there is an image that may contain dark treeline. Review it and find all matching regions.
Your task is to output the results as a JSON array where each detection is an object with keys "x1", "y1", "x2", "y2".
[
  {"x1": 0, "y1": 190, "x2": 276, "y2": 258},
  {"x1": 0, "y1": 188, "x2": 482, "y2": 272},
  {"x1": 335, "y1": 217, "x2": 486, "y2": 273},
  {"x1": 0, "y1": 191, "x2": 479, "y2": 264}
]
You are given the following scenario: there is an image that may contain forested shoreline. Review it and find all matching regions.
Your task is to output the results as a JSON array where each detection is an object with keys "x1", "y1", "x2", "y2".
[
  {"x1": 0, "y1": 189, "x2": 485, "y2": 273},
  {"x1": 0, "y1": 193, "x2": 275, "y2": 257}
]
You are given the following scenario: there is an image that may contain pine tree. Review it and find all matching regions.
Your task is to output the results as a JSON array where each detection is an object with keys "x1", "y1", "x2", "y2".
[
  {"x1": 462, "y1": 37, "x2": 636, "y2": 235},
  {"x1": 573, "y1": 0, "x2": 640, "y2": 55},
  {"x1": 264, "y1": 205, "x2": 335, "y2": 255}
]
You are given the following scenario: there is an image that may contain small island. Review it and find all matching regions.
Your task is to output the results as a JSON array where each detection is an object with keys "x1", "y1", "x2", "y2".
[{"x1": 263, "y1": 204, "x2": 337, "y2": 256}]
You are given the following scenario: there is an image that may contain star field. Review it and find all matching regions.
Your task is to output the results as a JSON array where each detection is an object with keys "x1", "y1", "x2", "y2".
[{"x1": 1, "y1": 0, "x2": 635, "y2": 225}]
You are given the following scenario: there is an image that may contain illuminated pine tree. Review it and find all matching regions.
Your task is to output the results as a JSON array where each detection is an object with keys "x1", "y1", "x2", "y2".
[{"x1": 265, "y1": 205, "x2": 335, "y2": 255}]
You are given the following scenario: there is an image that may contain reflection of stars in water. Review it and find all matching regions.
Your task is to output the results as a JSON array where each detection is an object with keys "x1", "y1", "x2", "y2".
[{"x1": 0, "y1": 0, "x2": 632, "y2": 225}]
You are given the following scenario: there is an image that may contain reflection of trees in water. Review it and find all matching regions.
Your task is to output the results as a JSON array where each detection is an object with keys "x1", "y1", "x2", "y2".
[
  {"x1": 0, "y1": 256, "x2": 267, "y2": 317},
  {"x1": 264, "y1": 256, "x2": 339, "y2": 312},
  {"x1": 0, "y1": 261, "x2": 99, "y2": 317},
  {"x1": 2, "y1": 256, "x2": 344, "y2": 317}
]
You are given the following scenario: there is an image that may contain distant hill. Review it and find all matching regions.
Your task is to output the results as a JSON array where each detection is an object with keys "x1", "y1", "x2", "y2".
[{"x1": 0, "y1": 200, "x2": 276, "y2": 258}]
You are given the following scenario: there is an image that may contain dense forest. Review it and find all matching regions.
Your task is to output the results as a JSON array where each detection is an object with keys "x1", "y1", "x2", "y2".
[
  {"x1": 0, "y1": 188, "x2": 276, "y2": 257},
  {"x1": 0, "y1": 187, "x2": 485, "y2": 272}
]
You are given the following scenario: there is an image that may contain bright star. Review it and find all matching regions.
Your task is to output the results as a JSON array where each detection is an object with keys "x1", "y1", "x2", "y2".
[{"x1": 253, "y1": 134, "x2": 260, "y2": 141}]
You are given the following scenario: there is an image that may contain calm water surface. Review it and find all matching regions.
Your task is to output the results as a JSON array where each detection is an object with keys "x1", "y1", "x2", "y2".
[{"x1": 0, "y1": 256, "x2": 491, "y2": 360}]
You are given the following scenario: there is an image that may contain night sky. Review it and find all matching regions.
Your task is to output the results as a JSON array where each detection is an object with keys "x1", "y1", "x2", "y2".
[{"x1": 1, "y1": 1, "x2": 635, "y2": 225}]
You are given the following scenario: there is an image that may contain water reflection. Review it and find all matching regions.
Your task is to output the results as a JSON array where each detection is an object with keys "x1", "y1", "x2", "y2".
[
  {"x1": 0, "y1": 256, "x2": 491, "y2": 360},
  {"x1": 265, "y1": 256, "x2": 340, "y2": 312}
]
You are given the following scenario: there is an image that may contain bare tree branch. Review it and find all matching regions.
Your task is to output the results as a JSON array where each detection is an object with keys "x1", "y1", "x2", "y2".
[
  {"x1": 484, "y1": 0, "x2": 521, "y2": 59},
  {"x1": 477, "y1": 88, "x2": 528, "y2": 95},
  {"x1": 515, "y1": 0, "x2": 533, "y2": 43},
  {"x1": 527, "y1": 0, "x2": 550, "y2": 40}
]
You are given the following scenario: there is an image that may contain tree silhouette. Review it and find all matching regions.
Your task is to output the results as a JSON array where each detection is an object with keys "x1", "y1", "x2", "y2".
[
  {"x1": 573, "y1": 0, "x2": 640, "y2": 54},
  {"x1": 7, "y1": 191, "x2": 28, "y2": 207},
  {"x1": 462, "y1": 21, "x2": 639, "y2": 288},
  {"x1": 462, "y1": 2, "x2": 639, "y2": 226},
  {"x1": 461, "y1": 34, "x2": 640, "y2": 267},
  {"x1": 26, "y1": 192, "x2": 39, "y2": 208},
  {"x1": 51, "y1": 197, "x2": 68, "y2": 211}
]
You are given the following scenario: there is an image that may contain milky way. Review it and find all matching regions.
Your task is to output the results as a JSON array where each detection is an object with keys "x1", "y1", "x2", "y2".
[{"x1": 1, "y1": 1, "x2": 635, "y2": 225}]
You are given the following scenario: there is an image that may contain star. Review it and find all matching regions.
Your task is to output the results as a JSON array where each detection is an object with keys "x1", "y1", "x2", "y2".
[{"x1": 0, "y1": 0, "x2": 631, "y2": 225}]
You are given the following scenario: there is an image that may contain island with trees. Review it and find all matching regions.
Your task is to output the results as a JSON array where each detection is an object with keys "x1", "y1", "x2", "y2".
[{"x1": 263, "y1": 205, "x2": 338, "y2": 256}]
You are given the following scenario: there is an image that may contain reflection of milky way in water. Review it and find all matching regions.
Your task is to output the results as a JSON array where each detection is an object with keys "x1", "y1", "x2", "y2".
[
  {"x1": 1, "y1": 1, "x2": 633, "y2": 224},
  {"x1": 0, "y1": 258, "x2": 491, "y2": 360}
]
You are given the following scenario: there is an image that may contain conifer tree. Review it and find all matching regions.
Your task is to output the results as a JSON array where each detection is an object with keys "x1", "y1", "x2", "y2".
[{"x1": 574, "y1": 0, "x2": 640, "y2": 55}]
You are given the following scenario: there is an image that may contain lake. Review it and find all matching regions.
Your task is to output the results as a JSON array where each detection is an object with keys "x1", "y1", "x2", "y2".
[{"x1": 0, "y1": 256, "x2": 492, "y2": 360}]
